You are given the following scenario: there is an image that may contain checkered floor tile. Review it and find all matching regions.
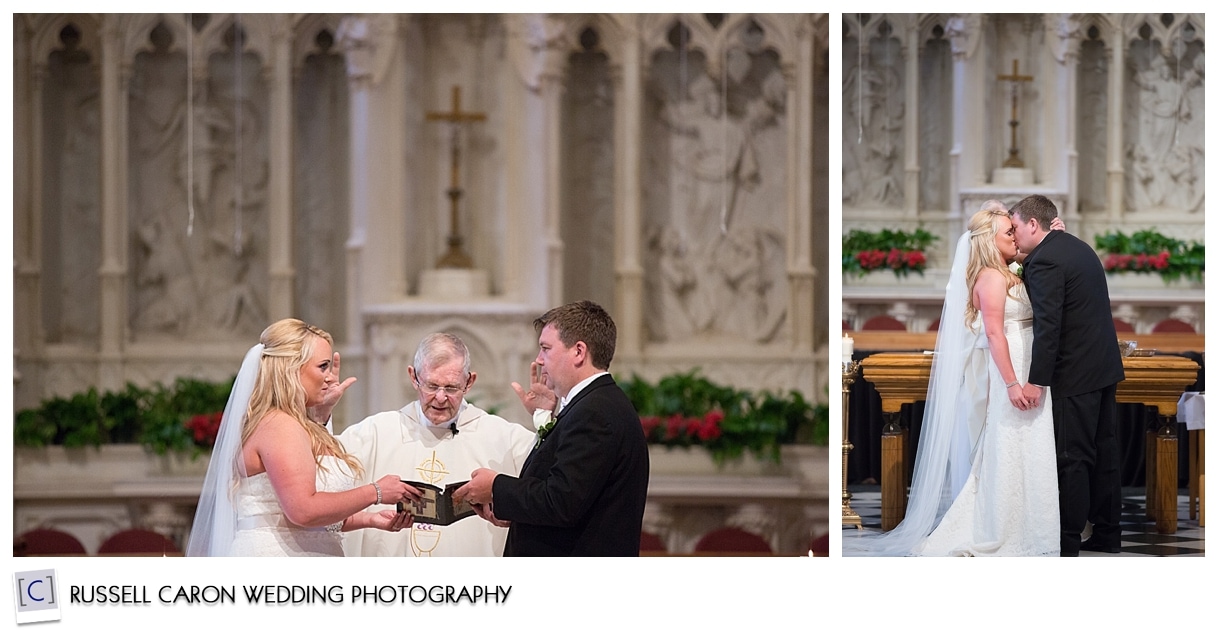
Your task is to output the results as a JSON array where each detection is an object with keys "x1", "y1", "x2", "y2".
[{"x1": 841, "y1": 486, "x2": 1204, "y2": 557}]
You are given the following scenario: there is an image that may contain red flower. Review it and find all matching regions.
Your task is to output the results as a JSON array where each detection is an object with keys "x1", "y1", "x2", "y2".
[
  {"x1": 696, "y1": 410, "x2": 724, "y2": 441},
  {"x1": 640, "y1": 416, "x2": 662, "y2": 439},
  {"x1": 886, "y1": 248, "x2": 903, "y2": 269},
  {"x1": 186, "y1": 411, "x2": 224, "y2": 447},
  {"x1": 664, "y1": 415, "x2": 686, "y2": 441},
  {"x1": 903, "y1": 250, "x2": 927, "y2": 268},
  {"x1": 856, "y1": 250, "x2": 887, "y2": 270}
]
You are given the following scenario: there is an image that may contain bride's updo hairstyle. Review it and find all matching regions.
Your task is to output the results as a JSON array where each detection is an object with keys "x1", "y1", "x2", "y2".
[
  {"x1": 241, "y1": 318, "x2": 362, "y2": 476},
  {"x1": 964, "y1": 201, "x2": 1021, "y2": 328}
]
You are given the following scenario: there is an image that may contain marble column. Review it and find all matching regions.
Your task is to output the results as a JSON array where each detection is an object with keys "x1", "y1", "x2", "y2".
[
  {"x1": 266, "y1": 16, "x2": 296, "y2": 321},
  {"x1": 1051, "y1": 14, "x2": 1083, "y2": 219},
  {"x1": 947, "y1": 14, "x2": 983, "y2": 221},
  {"x1": 502, "y1": 14, "x2": 567, "y2": 308},
  {"x1": 98, "y1": 17, "x2": 128, "y2": 389},
  {"x1": 13, "y1": 18, "x2": 41, "y2": 408},
  {"x1": 786, "y1": 16, "x2": 816, "y2": 355},
  {"x1": 903, "y1": 20, "x2": 920, "y2": 217},
  {"x1": 1105, "y1": 27, "x2": 1126, "y2": 220},
  {"x1": 612, "y1": 20, "x2": 644, "y2": 358},
  {"x1": 338, "y1": 14, "x2": 410, "y2": 348}
]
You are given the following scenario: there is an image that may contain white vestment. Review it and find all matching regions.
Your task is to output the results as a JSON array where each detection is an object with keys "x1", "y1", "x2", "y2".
[{"x1": 338, "y1": 401, "x2": 536, "y2": 557}]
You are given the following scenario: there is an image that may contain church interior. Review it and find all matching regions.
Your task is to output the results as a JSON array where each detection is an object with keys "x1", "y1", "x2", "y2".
[
  {"x1": 841, "y1": 13, "x2": 1205, "y2": 556},
  {"x1": 11, "y1": 13, "x2": 831, "y2": 557},
  {"x1": 9, "y1": 11, "x2": 1206, "y2": 562}
]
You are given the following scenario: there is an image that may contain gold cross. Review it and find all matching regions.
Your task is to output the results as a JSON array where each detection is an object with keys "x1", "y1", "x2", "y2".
[
  {"x1": 997, "y1": 60, "x2": 1034, "y2": 168},
  {"x1": 425, "y1": 86, "x2": 486, "y2": 269},
  {"x1": 425, "y1": 86, "x2": 487, "y2": 126},
  {"x1": 997, "y1": 59, "x2": 1034, "y2": 85}
]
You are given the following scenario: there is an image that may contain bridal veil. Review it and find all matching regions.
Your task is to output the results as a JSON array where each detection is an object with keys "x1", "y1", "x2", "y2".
[
  {"x1": 185, "y1": 344, "x2": 261, "y2": 557},
  {"x1": 842, "y1": 233, "x2": 984, "y2": 556}
]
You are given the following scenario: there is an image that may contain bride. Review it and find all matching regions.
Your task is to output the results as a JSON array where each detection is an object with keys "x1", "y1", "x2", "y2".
[
  {"x1": 187, "y1": 318, "x2": 421, "y2": 556},
  {"x1": 844, "y1": 202, "x2": 1059, "y2": 556}
]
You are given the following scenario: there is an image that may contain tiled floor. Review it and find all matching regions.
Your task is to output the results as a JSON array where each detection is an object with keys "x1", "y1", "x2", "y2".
[{"x1": 841, "y1": 486, "x2": 1205, "y2": 557}]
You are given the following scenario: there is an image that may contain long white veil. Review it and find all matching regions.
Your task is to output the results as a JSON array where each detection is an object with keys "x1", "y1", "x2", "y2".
[
  {"x1": 842, "y1": 233, "x2": 982, "y2": 556},
  {"x1": 185, "y1": 344, "x2": 261, "y2": 556}
]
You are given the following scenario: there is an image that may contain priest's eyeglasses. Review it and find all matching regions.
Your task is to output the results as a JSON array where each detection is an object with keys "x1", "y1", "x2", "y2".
[{"x1": 414, "y1": 377, "x2": 470, "y2": 397}]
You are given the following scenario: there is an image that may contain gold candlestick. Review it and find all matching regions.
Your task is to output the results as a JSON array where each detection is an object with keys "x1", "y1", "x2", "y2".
[{"x1": 842, "y1": 360, "x2": 863, "y2": 529}]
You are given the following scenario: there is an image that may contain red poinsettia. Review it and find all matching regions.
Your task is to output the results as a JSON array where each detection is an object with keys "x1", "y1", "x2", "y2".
[
  {"x1": 186, "y1": 411, "x2": 224, "y2": 447},
  {"x1": 1104, "y1": 250, "x2": 1171, "y2": 273}
]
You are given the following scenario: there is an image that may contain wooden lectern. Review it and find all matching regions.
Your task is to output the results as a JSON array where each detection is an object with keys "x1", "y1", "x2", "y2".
[{"x1": 860, "y1": 353, "x2": 1199, "y2": 534}]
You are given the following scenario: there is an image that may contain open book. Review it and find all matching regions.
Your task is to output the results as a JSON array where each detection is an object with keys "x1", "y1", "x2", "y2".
[{"x1": 396, "y1": 480, "x2": 475, "y2": 526}]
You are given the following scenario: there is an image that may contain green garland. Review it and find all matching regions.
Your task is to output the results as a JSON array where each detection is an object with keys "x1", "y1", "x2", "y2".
[
  {"x1": 619, "y1": 370, "x2": 829, "y2": 464},
  {"x1": 1093, "y1": 229, "x2": 1204, "y2": 283},
  {"x1": 843, "y1": 227, "x2": 939, "y2": 278},
  {"x1": 15, "y1": 377, "x2": 234, "y2": 456}
]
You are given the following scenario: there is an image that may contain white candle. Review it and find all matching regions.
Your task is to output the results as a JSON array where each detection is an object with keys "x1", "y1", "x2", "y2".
[{"x1": 842, "y1": 334, "x2": 854, "y2": 366}]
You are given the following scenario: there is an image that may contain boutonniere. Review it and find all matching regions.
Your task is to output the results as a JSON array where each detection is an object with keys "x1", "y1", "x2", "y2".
[
  {"x1": 532, "y1": 409, "x2": 556, "y2": 446},
  {"x1": 1009, "y1": 261, "x2": 1023, "y2": 277}
]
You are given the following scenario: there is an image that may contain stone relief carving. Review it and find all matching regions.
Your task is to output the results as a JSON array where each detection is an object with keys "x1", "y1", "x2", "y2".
[
  {"x1": 1077, "y1": 40, "x2": 1109, "y2": 212},
  {"x1": 505, "y1": 13, "x2": 569, "y2": 92},
  {"x1": 128, "y1": 46, "x2": 269, "y2": 339},
  {"x1": 945, "y1": 14, "x2": 982, "y2": 60},
  {"x1": 918, "y1": 38, "x2": 951, "y2": 211},
  {"x1": 644, "y1": 53, "x2": 788, "y2": 345},
  {"x1": 1126, "y1": 44, "x2": 1204, "y2": 212},
  {"x1": 1048, "y1": 13, "x2": 1083, "y2": 63},
  {"x1": 842, "y1": 50, "x2": 904, "y2": 208},
  {"x1": 335, "y1": 14, "x2": 398, "y2": 86},
  {"x1": 53, "y1": 92, "x2": 103, "y2": 343}
]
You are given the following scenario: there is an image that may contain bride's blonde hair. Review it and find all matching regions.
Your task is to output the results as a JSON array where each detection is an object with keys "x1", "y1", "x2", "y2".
[
  {"x1": 965, "y1": 201, "x2": 1020, "y2": 329},
  {"x1": 241, "y1": 318, "x2": 363, "y2": 477}
]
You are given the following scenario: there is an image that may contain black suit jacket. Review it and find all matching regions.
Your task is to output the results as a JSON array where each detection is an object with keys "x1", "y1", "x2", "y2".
[
  {"x1": 491, "y1": 374, "x2": 650, "y2": 556},
  {"x1": 1021, "y1": 230, "x2": 1125, "y2": 397}
]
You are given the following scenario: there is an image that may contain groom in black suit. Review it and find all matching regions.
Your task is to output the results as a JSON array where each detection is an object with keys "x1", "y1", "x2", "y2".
[
  {"x1": 454, "y1": 301, "x2": 649, "y2": 555},
  {"x1": 1010, "y1": 195, "x2": 1125, "y2": 556}
]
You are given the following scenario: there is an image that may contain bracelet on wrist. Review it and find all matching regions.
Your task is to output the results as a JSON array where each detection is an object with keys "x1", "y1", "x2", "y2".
[
  {"x1": 371, "y1": 481, "x2": 382, "y2": 504},
  {"x1": 1005, "y1": 381, "x2": 1019, "y2": 388}
]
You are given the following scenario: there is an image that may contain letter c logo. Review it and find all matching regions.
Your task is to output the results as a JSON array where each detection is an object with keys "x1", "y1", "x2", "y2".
[{"x1": 26, "y1": 579, "x2": 45, "y2": 602}]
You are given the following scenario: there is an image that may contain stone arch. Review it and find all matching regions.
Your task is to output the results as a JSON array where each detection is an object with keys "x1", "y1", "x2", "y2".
[{"x1": 29, "y1": 13, "x2": 101, "y2": 68}]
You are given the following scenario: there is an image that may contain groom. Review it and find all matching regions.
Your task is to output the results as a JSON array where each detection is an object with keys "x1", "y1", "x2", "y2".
[
  {"x1": 1009, "y1": 194, "x2": 1125, "y2": 556},
  {"x1": 453, "y1": 301, "x2": 649, "y2": 555}
]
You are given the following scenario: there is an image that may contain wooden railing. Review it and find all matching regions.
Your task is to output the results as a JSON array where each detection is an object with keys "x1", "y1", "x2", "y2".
[{"x1": 849, "y1": 331, "x2": 1204, "y2": 355}]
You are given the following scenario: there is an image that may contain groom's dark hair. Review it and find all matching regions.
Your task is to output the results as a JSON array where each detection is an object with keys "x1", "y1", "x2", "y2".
[
  {"x1": 535, "y1": 300, "x2": 617, "y2": 370},
  {"x1": 1009, "y1": 194, "x2": 1058, "y2": 230}
]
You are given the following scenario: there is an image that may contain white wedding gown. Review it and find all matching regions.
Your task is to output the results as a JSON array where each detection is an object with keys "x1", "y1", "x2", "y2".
[
  {"x1": 229, "y1": 456, "x2": 356, "y2": 556},
  {"x1": 915, "y1": 283, "x2": 1060, "y2": 556}
]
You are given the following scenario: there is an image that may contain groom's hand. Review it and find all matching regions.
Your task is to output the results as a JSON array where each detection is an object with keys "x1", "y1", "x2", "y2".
[
  {"x1": 512, "y1": 361, "x2": 557, "y2": 415},
  {"x1": 1021, "y1": 383, "x2": 1044, "y2": 408},
  {"x1": 452, "y1": 468, "x2": 498, "y2": 506},
  {"x1": 472, "y1": 502, "x2": 511, "y2": 528}
]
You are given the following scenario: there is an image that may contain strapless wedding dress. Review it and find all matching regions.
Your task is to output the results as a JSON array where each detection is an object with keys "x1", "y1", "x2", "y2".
[
  {"x1": 915, "y1": 283, "x2": 1060, "y2": 556},
  {"x1": 230, "y1": 456, "x2": 356, "y2": 556}
]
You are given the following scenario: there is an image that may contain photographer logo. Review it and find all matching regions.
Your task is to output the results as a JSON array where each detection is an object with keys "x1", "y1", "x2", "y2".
[{"x1": 13, "y1": 569, "x2": 61, "y2": 624}]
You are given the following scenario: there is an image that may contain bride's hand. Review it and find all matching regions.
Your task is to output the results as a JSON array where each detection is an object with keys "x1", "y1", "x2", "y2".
[
  {"x1": 366, "y1": 509, "x2": 413, "y2": 532},
  {"x1": 373, "y1": 476, "x2": 423, "y2": 506},
  {"x1": 1007, "y1": 383, "x2": 1030, "y2": 411}
]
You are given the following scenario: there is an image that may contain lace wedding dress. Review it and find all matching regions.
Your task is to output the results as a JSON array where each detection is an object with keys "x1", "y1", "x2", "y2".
[
  {"x1": 229, "y1": 456, "x2": 356, "y2": 556},
  {"x1": 915, "y1": 283, "x2": 1060, "y2": 556}
]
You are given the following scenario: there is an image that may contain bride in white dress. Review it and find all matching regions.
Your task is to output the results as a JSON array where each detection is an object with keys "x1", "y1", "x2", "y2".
[
  {"x1": 844, "y1": 203, "x2": 1060, "y2": 556},
  {"x1": 188, "y1": 319, "x2": 421, "y2": 556}
]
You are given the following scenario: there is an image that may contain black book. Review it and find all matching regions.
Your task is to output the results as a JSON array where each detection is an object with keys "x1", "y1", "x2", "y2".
[{"x1": 396, "y1": 480, "x2": 475, "y2": 526}]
